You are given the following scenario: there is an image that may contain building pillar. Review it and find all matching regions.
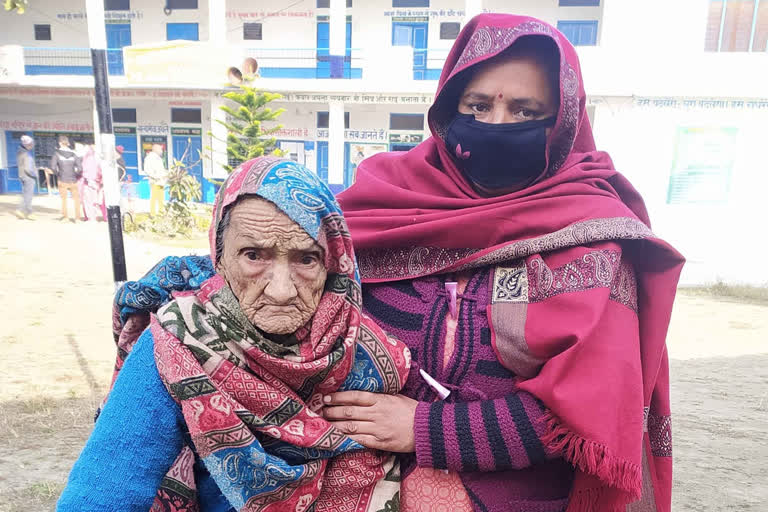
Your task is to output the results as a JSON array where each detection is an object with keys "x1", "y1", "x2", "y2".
[
  {"x1": 329, "y1": 0, "x2": 346, "y2": 78},
  {"x1": 208, "y1": 0, "x2": 226, "y2": 44},
  {"x1": 465, "y1": 0, "x2": 483, "y2": 21},
  {"x1": 327, "y1": 100, "x2": 345, "y2": 187},
  {"x1": 209, "y1": 95, "x2": 229, "y2": 181}
]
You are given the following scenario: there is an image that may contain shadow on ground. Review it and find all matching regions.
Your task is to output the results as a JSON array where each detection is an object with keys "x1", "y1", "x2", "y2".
[{"x1": 0, "y1": 195, "x2": 60, "y2": 218}]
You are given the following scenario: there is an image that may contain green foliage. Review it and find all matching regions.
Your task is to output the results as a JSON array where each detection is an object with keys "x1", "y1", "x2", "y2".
[
  {"x1": 129, "y1": 141, "x2": 205, "y2": 238},
  {"x1": 213, "y1": 85, "x2": 286, "y2": 174},
  {"x1": 3, "y1": 0, "x2": 28, "y2": 13}
]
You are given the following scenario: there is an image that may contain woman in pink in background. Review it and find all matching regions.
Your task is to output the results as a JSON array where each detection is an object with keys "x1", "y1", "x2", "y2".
[{"x1": 80, "y1": 145, "x2": 106, "y2": 221}]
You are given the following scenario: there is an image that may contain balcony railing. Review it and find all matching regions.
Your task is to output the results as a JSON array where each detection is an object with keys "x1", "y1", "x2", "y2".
[
  {"x1": 243, "y1": 48, "x2": 364, "y2": 79},
  {"x1": 23, "y1": 47, "x2": 127, "y2": 76},
  {"x1": 19, "y1": 46, "x2": 450, "y2": 81}
]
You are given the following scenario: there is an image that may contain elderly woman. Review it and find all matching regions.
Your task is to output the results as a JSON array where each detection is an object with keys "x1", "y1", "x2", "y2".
[
  {"x1": 57, "y1": 158, "x2": 409, "y2": 512},
  {"x1": 99, "y1": 14, "x2": 685, "y2": 512}
]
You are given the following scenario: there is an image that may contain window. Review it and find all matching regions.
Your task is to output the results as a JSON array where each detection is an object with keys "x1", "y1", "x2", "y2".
[
  {"x1": 166, "y1": 22, "x2": 199, "y2": 41},
  {"x1": 393, "y1": 0, "x2": 429, "y2": 7},
  {"x1": 317, "y1": 111, "x2": 350, "y2": 129},
  {"x1": 171, "y1": 108, "x2": 202, "y2": 124},
  {"x1": 557, "y1": 20, "x2": 598, "y2": 46},
  {"x1": 440, "y1": 22, "x2": 460, "y2": 40},
  {"x1": 34, "y1": 24, "x2": 51, "y2": 41},
  {"x1": 104, "y1": 0, "x2": 130, "y2": 10},
  {"x1": 167, "y1": 0, "x2": 198, "y2": 8},
  {"x1": 317, "y1": 0, "x2": 353, "y2": 7},
  {"x1": 243, "y1": 23, "x2": 262, "y2": 40},
  {"x1": 112, "y1": 108, "x2": 137, "y2": 123},
  {"x1": 389, "y1": 113, "x2": 424, "y2": 130},
  {"x1": 559, "y1": 0, "x2": 600, "y2": 6},
  {"x1": 705, "y1": 0, "x2": 768, "y2": 52}
]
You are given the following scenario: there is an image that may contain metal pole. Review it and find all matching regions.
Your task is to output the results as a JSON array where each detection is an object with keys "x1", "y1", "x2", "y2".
[{"x1": 86, "y1": 0, "x2": 127, "y2": 288}]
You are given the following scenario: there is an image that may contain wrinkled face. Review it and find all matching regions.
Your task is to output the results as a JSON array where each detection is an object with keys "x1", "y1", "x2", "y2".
[
  {"x1": 217, "y1": 198, "x2": 327, "y2": 335},
  {"x1": 458, "y1": 54, "x2": 558, "y2": 124}
]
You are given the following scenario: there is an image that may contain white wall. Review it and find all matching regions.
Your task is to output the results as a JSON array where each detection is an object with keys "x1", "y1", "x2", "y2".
[
  {"x1": 225, "y1": 0, "x2": 316, "y2": 49},
  {"x1": 592, "y1": 98, "x2": 768, "y2": 286},
  {"x1": 0, "y1": 0, "x2": 209, "y2": 48},
  {"x1": 482, "y1": 0, "x2": 603, "y2": 36},
  {"x1": 0, "y1": 0, "x2": 89, "y2": 47},
  {"x1": 129, "y1": 0, "x2": 210, "y2": 44},
  {"x1": 599, "y1": 0, "x2": 708, "y2": 54}
]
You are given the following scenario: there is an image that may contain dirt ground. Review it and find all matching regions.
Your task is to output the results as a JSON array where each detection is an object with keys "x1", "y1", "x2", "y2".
[{"x1": 0, "y1": 194, "x2": 766, "y2": 511}]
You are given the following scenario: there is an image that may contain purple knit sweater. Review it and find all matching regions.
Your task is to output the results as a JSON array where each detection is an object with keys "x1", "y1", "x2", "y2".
[{"x1": 362, "y1": 269, "x2": 574, "y2": 512}]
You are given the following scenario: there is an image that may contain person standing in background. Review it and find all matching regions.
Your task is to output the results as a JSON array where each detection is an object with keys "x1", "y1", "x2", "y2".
[
  {"x1": 80, "y1": 145, "x2": 105, "y2": 222},
  {"x1": 14, "y1": 135, "x2": 38, "y2": 220},
  {"x1": 50, "y1": 135, "x2": 82, "y2": 223},
  {"x1": 115, "y1": 145, "x2": 127, "y2": 182},
  {"x1": 143, "y1": 143, "x2": 168, "y2": 217}
]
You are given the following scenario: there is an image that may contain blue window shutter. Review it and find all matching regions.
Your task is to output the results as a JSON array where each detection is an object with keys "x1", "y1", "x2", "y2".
[
  {"x1": 166, "y1": 23, "x2": 199, "y2": 41},
  {"x1": 557, "y1": 20, "x2": 598, "y2": 45}
]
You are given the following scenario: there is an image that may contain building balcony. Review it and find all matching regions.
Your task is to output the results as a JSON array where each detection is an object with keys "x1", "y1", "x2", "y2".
[
  {"x1": 0, "y1": 44, "x2": 453, "y2": 86},
  {"x1": 23, "y1": 47, "x2": 127, "y2": 76}
]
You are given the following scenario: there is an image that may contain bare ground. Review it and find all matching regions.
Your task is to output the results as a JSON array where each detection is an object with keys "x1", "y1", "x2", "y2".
[{"x1": 0, "y1": 195, "x2": 766, "y2": 511}]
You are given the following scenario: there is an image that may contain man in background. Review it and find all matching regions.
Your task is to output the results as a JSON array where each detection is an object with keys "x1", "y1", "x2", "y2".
[
  {"x1": 50, "y1": 135, "x2": 82, "y2": 223},
  {"x1": 115, "y1": 145, "x2": 127, "y2": 182},
  {"x1": 14, "y1": 135, "x2": 38, "y2": 220},
  {"x1": 143, "y1": 143, "x2": 167, "y2": 217}
]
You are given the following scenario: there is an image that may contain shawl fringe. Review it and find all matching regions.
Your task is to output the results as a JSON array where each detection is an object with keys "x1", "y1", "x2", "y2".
[
  {"x1": 542, "y1": 412, "x2": 641, "y2": 500},
  {"x1": 565, "y1": 487, "x2": 630, "y2": 512}
]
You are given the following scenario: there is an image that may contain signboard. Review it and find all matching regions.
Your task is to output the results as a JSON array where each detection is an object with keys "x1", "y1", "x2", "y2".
[
  {"x1": 114, "y1": 126, "x2": 137, "y2": 135},
  {"x1": 316, "y1": 129, "x2": 388, "y2": 142},
  {"x1": 389, "y1": 133, "x2": 423, "y2": 144},
  {"x1": 171, "y1": 127, "x2": 202, "y2": 136},
  {"x1": 392, "y1": 16, "x2": 429, "y2": 22},
  {"x1": 125, "y1": 42, "x2": 241, "y2": 86},
  {"x1": 279, "y1": 93, "x2": 433, "y2": 105},
  {"x1": 667, "y1": 127, "x2": 738, "y2": 204}
]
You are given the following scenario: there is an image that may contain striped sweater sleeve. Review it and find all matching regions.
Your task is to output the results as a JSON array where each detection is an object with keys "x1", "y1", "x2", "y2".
[{"x1": 413, "y1": 390, "x2": 558, "y2": 472}]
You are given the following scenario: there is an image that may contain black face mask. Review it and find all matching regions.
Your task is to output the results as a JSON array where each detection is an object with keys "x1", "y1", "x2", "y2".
[{"x1": 444, "y1": 113, "x2": 556, "y2": 190}]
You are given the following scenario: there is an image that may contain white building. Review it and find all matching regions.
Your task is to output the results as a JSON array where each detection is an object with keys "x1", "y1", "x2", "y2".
[{"x1": 0, "y1": 0, "x2": 766, "y2": 286}]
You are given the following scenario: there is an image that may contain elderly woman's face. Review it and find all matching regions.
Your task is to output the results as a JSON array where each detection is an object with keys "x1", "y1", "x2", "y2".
[
  {"x1": 457, "y1": 54, "x2": 558, "y2": 124},
  {"x1": 217, "y1": 198, "x2": 327, "y2": 335}
]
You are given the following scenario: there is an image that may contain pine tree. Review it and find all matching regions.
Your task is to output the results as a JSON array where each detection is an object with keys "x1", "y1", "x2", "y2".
[{"x1": 214, "y1": 85, "x2": 286, "y2": 174}]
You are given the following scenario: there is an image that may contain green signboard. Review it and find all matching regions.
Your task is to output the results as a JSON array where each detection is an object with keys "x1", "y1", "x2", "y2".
[{"x1": 171, "y1": 127, "x2": 202, "y2": 136}]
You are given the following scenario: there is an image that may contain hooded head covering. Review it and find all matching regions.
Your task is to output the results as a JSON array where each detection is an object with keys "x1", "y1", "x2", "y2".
[
  {"x1": 338, "y1": 13, "x2": 650, "y2": 261},
  {"x1": 339, "y1": 14, "x2": 683, "y2": 512}
]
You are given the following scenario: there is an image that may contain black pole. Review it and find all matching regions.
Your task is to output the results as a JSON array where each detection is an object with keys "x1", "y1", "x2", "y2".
[{"x1": 90, "y1": 48, "x2": 127, "y2": 285}]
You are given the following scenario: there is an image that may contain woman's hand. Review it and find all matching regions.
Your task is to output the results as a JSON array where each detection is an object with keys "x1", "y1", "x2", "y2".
[{"x1": 323, "y1": 391, "x2": 418, "y2": 453}]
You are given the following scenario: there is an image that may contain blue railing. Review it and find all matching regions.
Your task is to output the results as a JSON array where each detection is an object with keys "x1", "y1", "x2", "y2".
[
  {"x1": 22, "y1": 46, "x2": 450, "y2": 80},
  {"x1": 243, "y1": 47, "x2": 363, "y2": 79},
  {"x1": 416, "y1": 48, "x2": 449, "y2": 81},
  {"x1": 23, "y1": 47, "x2": 126, "y2": 76}
]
